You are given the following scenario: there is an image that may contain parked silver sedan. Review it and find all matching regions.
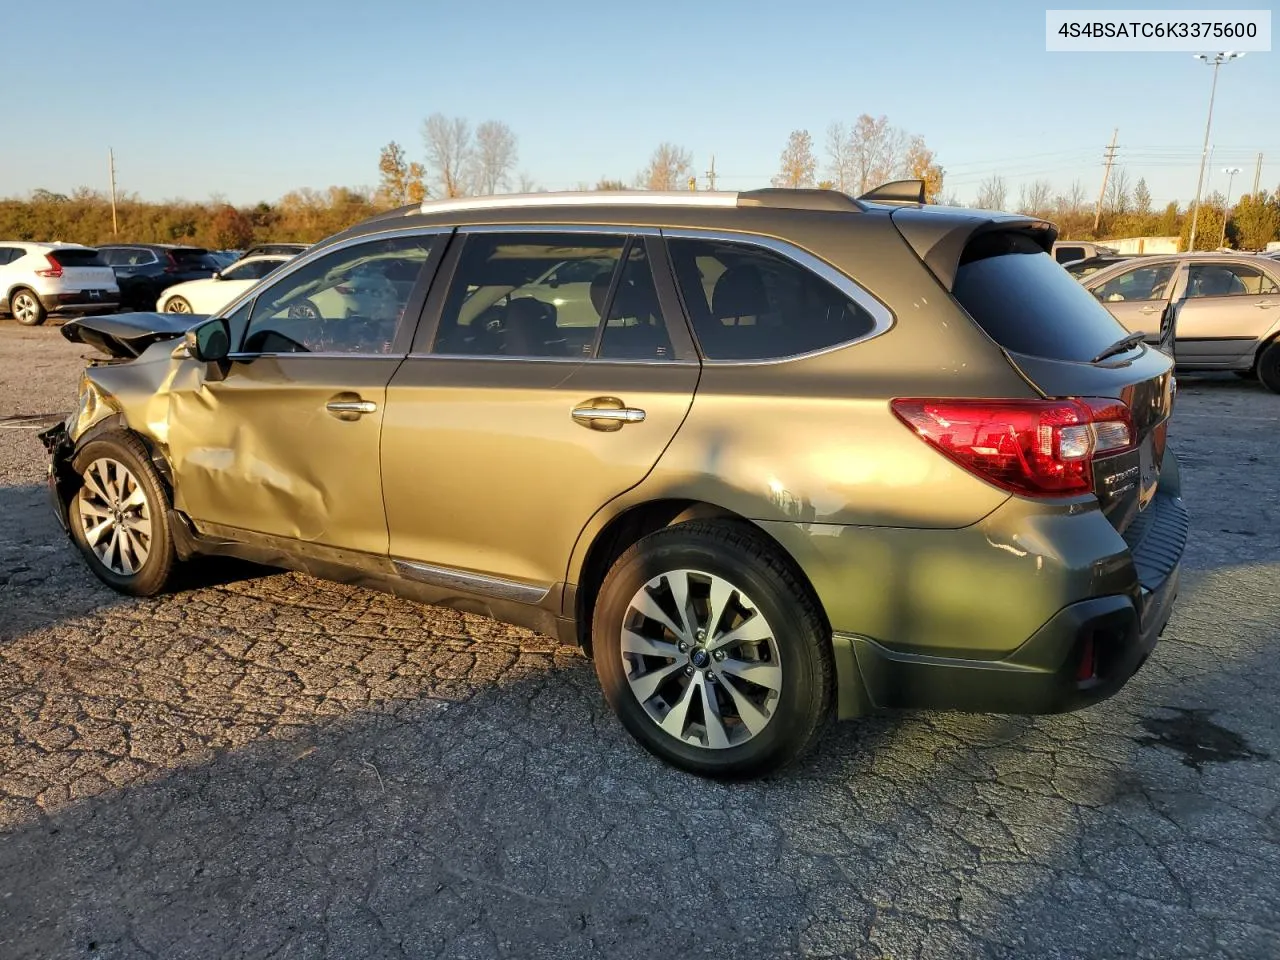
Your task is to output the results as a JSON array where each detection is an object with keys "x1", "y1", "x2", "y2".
[{"x1": 1080, "y1": 253, "x2": 1280, "y2": 392}]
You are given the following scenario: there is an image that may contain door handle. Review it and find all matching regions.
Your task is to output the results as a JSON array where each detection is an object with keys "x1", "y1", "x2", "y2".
[
  {"x1": 326, "y1": 398, "x2": 377, "y2": 419},
  {"x1": 571, "y1": 398, "x2": 646, "y2": 429},
  {"x1": 1139, "y1": 305, "x2": 1161, "y2": 314}
]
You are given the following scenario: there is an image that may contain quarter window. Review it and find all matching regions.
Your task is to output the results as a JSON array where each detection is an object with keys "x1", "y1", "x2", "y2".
[
  {"x1": 667, "y1": 237, "x2": 878, "y2": 361},
  {"x1": 1187, "y1": 262, "x2": 1280, "y2": 298},
  {"x1": 432, "y1": 233, "x2": 628, "y2": 358},
  {"x1": 1055, "y1": 246, "x2": 1085, "y2": 264},
  {"x1": 241, "y1": 235, "x2": 434, "y2": 355}
]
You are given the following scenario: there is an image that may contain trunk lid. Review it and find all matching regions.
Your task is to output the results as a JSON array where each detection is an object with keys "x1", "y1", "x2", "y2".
[
  {"x1": 48, "y1": 248, "x2": 117, "y2": 290},
  {"x1": 902, "y1": 216, "x2": 1175, "y2": 536}
]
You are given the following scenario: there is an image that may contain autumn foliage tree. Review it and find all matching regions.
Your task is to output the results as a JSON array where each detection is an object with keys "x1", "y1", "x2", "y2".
[
  {"x1": 772, "y1": 130, "x2": 817, "y2": 188},
  {"x1": 637, "y1": 143, "x2": 693, "y2": 191},
  {"x1": 375, "y1": 141, "x2": 426, "y2": 207},
  {"x1": 1230, "y1": 190, "x2": 1280, "y2": 251}
]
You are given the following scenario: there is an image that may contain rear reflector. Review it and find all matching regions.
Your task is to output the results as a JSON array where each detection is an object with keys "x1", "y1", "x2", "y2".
[{"x1": 890, "y1": 397, "x2": 1134, "y2": 498}]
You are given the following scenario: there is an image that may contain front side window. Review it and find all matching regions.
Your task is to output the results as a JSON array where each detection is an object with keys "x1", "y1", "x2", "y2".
[
  {"x1": 1187, "y1": 262, "x2": 1280, "y2": 298},
  {"x1": 241, "y1": 235, "x2": 434, "y2": 355},
  {"x1": 432, "y1": 233, "x2": 628, "y2": 358},
  {"x1": 667, "y1": 237, "x2": 878, "y2": 361},
  {"x1": 1093, "y1": 262, "x2": 1176, "y2": 302}
]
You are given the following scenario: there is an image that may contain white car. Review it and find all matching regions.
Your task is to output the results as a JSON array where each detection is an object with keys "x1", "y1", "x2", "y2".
[
  {"x1": 0, "y1": 242, "x2": 120, "y2": 326},
  {"x1": 158, "y1": 254, "x2": 291, "y2": 314}
]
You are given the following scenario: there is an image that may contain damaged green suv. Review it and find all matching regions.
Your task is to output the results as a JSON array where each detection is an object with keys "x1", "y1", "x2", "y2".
[{"x1": 43, "y1": 181, "x2": 1187, "y2": 778}]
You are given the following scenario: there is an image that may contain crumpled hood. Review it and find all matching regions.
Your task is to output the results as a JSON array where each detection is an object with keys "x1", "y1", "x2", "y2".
[{"x1": 61, "y1": 311, "x2": 208, "y2": 359}]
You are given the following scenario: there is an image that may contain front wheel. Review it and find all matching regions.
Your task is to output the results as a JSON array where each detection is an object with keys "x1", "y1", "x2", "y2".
[
  {"x1": 163, "y1": 296, "x2": 192, "y2": 314},
  {"x1": 69, "y1": 431, "x2": 176, "y2": 596},
  {"x1": 11, "y1": 288, "x2": 46, "y2": 325},
  {"x1": 1257, "y1": 341, "x2": 1280, "y2": 394},
  {"x1": 592, "y1": 520, "x2": 834, "y2": 779}
]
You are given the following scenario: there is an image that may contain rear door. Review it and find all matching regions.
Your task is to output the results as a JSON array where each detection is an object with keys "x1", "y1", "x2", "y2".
[
  {"x1": 380, "y1": 229, "x2": 699, "y2": 593},
  {"x1": 1084, "y1": 258, "x2": 1179, "y2": 343},
  {"x1": 950, "y1": 231, "x2": 1175, "y2": 535},
  {"x1": 1173, "y1": 259, "x2": 1280, "y2": 366}
]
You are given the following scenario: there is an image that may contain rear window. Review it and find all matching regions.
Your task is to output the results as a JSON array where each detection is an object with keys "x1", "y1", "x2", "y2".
[
  {"x1": 170, "y1": 248, "x2": 221, "y2": 270},
  {"x1": 49, "y1": 248, "x2": 107, "y2": 268},
  {"x1": 953, "y1": 233, "x2": 1132, "y2": 363}
]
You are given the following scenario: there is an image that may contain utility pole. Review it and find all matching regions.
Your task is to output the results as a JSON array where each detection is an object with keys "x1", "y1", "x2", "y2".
[
  {"x1": 1253, "y1": 152, "x2": 1263, "y2": 196},
  {"x1": 108, "y1": 148, "x2": 119, "y2": 236},
  {"x1": 1188, "y1": 52, "x2": 1244, "y2": 251},
  {"x1": 1220, "y1": 166, "x2": 1242, "y2": 249},
  {"x1": 1093, "y1": 128, "x2": 1119, "y2": 234},
  {"x1": 705, "y1": 154, "x2": 717, "y2": 191}
]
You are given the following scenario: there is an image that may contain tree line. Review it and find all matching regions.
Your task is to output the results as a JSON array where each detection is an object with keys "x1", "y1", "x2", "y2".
[{"x1": 2, "y1": 113, "x2": 1276, "y2": 251}]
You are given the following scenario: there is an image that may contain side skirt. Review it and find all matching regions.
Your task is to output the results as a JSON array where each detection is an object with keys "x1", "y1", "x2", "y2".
[{"x1": 171, "y1": 513, "x2": 579, "y2": 646}]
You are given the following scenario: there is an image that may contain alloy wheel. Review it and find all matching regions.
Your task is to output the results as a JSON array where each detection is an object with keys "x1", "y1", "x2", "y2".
[
  {"x1": 75, "y1": 457, "x2": 153, "y2": 576},
  {"x1": 620, "y1": 568, "x2": 783, "y2": 749},
  {"x1": 13, "y1": 293, "x2": 39, "y2": 324}
]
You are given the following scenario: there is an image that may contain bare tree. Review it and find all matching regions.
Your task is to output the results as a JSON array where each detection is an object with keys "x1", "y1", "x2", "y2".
[
  {"x1": 422, "y1": 113, "x2": 473, "y2": 198},
  {"x1": 594, "y1": 178, "x2": 627, "y2": 191},
  {"x1": 825, "y1": 122, "x2": 850, "y2": 192},
  {"x1": 847, "y1": 114, "x2": 904, "y2": 194},
  {"x1": 773, "y1": 129, "x2": 817, "y2": 188},
  {"x1": 975, "y1": 174, "x2": 1007, "y2": 211},
  {"x1": 471, "y1": 120, "x2": 518, "y2": 195},
  {"x1": 1017, "y1": 179, "x2": 1054, "y2": 217},
  {"x1": 516, "y1": 171, "x2": 538, "y2": 193},
  {"x1": 636, "y1": 143, "x2": 693, "y2": 191},
  {"x1": 1105, "y1": 166, "x2": 1132, "y2": 215}
]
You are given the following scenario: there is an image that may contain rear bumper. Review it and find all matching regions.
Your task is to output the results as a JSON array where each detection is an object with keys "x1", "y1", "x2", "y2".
[
  {"x1": 834, "y1": 491, "x2": 1187, "y2": 716},
  {"x1": 39, "y1": 291, "x2": 121, "y2": 315}
]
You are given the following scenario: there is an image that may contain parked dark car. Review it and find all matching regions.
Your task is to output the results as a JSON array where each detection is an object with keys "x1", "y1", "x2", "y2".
[
  {"x1": 95, "y1": 244, "x2": 222, "y2": 310},
  {"x1": 239, "y1": 243, "x2": 310, "y2": 260}
]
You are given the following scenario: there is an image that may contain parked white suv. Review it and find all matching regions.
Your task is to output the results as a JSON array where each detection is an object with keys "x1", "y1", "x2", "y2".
[{"x1": 0, "y1": 242, "x2": 120, "y2": 325}]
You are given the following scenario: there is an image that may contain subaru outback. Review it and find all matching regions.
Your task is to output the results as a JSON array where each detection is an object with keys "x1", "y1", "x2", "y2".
[{"x1": 42, "y1": 181, "x2": 1187, "y2": 778}]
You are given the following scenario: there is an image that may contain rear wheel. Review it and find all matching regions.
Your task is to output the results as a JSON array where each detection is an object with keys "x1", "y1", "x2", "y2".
[
  {"x1": 163, "y1": 296, "x2": 192, "y2": 314},
  {"x1": 69, "y1": 431, "x2": 176, "y2": 596},
  {"x1": 592, "y1": 520, "x2": 834, "y2": 779},
  {"x1": 11, "y1": 288, "x2": 46, "y2": 326},
  {"x1": 1258, "y1": 341, "x2": 1280, "y2": 394}
]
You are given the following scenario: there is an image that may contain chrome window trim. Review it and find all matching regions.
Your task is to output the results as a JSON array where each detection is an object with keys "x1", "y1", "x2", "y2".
[
  {"x1": 404, "y1": 352, "x2": 698, "y2": 366},
  {"x1": 210, "y1": 225, "x2": 452, "y2": 322},
  {"x1": 392, "y1": 558, "x2": 550, "y2": 604},
  {"x1": 224, "y1": 351, "x2": 406, "y2": 361},
  {"x1": 659, "y1": 227, "x2": 896, "y2": 366}
]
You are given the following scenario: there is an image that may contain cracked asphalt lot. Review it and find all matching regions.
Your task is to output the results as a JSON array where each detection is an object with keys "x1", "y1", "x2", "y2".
[{"x1": 1, "y1": 322, "x2": 1278, "y2": 959}]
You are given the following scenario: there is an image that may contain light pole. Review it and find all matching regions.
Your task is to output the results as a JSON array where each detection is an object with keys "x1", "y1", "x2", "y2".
[
  {"x1": 1219, "y1": 166, "x2": 1242, "y2": 249},
  {"x1": 1187, "y1": 52, "x2": 1244, "y2": 251}
]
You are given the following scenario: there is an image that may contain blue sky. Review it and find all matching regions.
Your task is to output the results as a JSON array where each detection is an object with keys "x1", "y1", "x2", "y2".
[{"x1": 3, "y1": 0, "x2": 1275, "y2": 208}]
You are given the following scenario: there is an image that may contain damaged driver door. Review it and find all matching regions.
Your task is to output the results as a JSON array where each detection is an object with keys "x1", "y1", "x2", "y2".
[{"x1": 166, "y1": 233, "x2": 442, "y2": 557}]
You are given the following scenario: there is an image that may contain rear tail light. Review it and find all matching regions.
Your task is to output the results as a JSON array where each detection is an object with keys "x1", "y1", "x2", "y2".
[
  {"x1": 34, "y1": 254, "x2": 63, "y2": 278},
  {"x1": 890, "y1": 397, "x2": 1134, "y2": 498}
]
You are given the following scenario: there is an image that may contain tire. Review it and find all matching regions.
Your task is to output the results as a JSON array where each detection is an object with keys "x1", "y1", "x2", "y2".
[
  {"x1": 163, "y1": 296, "x2": 192, "y2": 314},
  {"x1": 592, "y1": 520, "x2": 834, "y2": 779},
  {"x1": 1257, "y1": 341, "x2": 1280, "y2": 394},
  {"x1": 11, "y1": 288, "x2": 47, "y2": 326},
  {"x1": 68, "y1": 430, "x2": 176, "y2": 596}
]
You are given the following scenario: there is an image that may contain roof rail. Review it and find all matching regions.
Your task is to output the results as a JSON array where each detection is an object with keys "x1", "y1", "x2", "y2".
[
  {"x1": 418, "y1": 191, "x2": 739, "y2": 214},
  {"x1": 858, "y1": 179, "x2": 926, "y2": 204},
  {"x1": 738, "y1": 187, "x2": 863, "y2": 213}
]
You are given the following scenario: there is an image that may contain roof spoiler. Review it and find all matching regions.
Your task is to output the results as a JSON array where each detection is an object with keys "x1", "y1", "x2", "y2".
[{"x1": 858, "y1": 179, "x2": 926, "y2": 205}]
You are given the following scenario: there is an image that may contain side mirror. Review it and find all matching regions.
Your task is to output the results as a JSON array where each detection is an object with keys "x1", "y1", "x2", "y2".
[
  {"x1": 185, "y1": 317, "x2": 231, "y2": 362},
  {"x1": 212, "y1": 270, "x2": 222, "y2": 280}
]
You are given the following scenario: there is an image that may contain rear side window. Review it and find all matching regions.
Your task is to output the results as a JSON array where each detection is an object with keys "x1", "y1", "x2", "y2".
[
  {"x1": 667, "y1": 237, "x2": 878, "y2": 361},
  {"x1": 952, "y1": 232, "x2": 1131, "y2": 363},
  {"x1": 48, "y1": 248, "x2": 107, "y2": 268},
  {"x1": 1055, "y1": 246, "x2": 1085, "y2": 264}
]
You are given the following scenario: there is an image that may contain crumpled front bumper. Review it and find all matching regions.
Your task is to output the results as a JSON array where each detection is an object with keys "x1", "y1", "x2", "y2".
[{"x1": 38, "y1": 420, "x2": 75, "y2": 535}]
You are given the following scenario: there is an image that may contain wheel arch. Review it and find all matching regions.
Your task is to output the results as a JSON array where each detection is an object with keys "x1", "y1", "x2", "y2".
[{"x1": 568, "y1": 497, "x2": 830, "y2": 656}]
